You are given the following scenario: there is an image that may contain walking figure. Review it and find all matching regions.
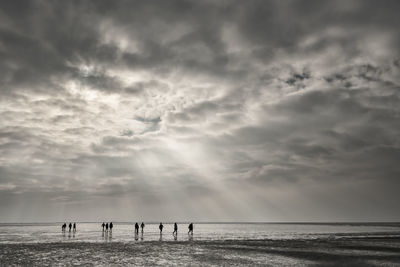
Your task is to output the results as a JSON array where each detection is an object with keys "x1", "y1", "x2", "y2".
[
  {"x1": 188, "y1": 223, "x2": 193, "y2": 235},
  {"x1": 73, "y1": 223, "x2": 76, "y2": 232},
  {"x1": 105, "y1": 223, "x2": 109, "y2": 231},
  {"x1": 159, "y1": 223, "x2": 163, "y2": 234},
  {"x1": 69, "y1": 223, "x2": 72, "y2": 232},
  {"x1": 173, "y1": 223, "x2": 178, "y2": 235},
  {"x1": 102, "y1": 222, "x2": 105, "y2": 231},
  {"x1": 135, "y1": 223, "x2": 139, "y2": 235},
  {"x1": 141, "y1": 222, "x2": 145, "y2": 233},
  {"x1": 110, "y1": 222, "x2": 113, "y2": 232}
]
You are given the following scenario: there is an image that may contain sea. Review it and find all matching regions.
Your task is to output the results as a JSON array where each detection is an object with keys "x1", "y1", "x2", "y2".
[
  {"x1": 0, "y1": 222, "x2": 399, "y2": 243},
  {"x1": 1, "y1": 223, "x2": 400, "y2": 266}
]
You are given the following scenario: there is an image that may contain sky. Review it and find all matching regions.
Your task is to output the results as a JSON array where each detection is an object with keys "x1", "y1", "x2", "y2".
[{"x1": 0, "y1": 0, "x2": 399, "y2": 223}]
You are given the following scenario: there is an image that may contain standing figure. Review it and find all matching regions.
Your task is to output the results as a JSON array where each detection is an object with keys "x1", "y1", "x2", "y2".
[
  {"x1": 159, "y1": 223, "x2": 163, "y2": 234},
  {"x1": 140, "y1": 222, "x2": 145, "y2": 233},
  {"x1": 188, "y1": 223, "x2": 193, "y2": 235},
  {"x1": 105, "y1": 223, "x2": 109, "y2": 231},
  {"x1": 102, "y1": 222, "x2": 105, "y2": 231},
  {"x1": 69, "y1": 223, "x2": 72, "y2": 232},
  {"x1": 173, "y1": 223, "x2": 178, "y2": 235},
  {"x1": 110, "y1": 222, "x2": 113, "y2": 232},
  {"x1": 135, "y1": 222, "x2": 139, "y2": 235},
  {"x1": 73, "y1": 222, "x2": 76, "y2": 232}
]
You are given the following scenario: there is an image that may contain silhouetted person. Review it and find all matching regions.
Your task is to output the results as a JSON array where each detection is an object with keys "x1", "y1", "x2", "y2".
[
  {"x1": 135, "y1": 223, "x2": 139, "y2": 234},
  {"x1": 173, "y1": 223, "x2": 178, "y2": 235},
  {"x1": 62, "y1": 223, "x2": 66, "y2": 232},
  {"x1": 188, "y1": 223, "x2": 193, "y2": 235},
  {"x1": 141, "y1": 222, "x2": 145, "y2": 233},
  {"x1": 102, "y1": 222, "x2": 105, "y2": 231},
  {"x1": 159, "y1": 223, "x2": 163, "y2": 234},
  {"x1": 73, "y1": 223, "x2": 76, "y2": 232},
  {"x1": 69, "y1": 223, "x2": 72, "y2": 232},
  {"x1": 106, "y1": 223, "x2": 109, "y2": 231},
  {"x1": 110, "y1": 222, "x2": 113, "y2": 232}
]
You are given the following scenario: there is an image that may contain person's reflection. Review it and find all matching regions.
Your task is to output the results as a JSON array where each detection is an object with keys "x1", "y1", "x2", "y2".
[
  {"x1": 188, "y1": 234, "x2": 193, "y2": 241},
  {"x1": 134, "y1": 233, "x2": 139, "y2": 241},
  {"x1": 72, "y1": 231, "x2": 75, "y2": 238},
  {"x1": 108, "y1": 231, "x2": 112, "y2": 241},
  {"x1": 159, "y1": 232, "x2": 163, "y2": 241},
  {"x1": 174, "y1": 233, "x2": 177, "y2": 241},
  {"x1": 68, "y1": 232, "x2": 71, "y2": 239},
  {"x1": 140, "y1": 232, "x2": 144, "y2": 241},
  {"x1": 102, "y1": 230, "x2": 108, "y2": 242},
  {"x1": 62, "y1": 231, "x2": 66, "y2": 240}
]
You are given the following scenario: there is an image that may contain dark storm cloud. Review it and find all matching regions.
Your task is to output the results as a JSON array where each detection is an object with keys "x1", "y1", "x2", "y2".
[{"x1": 1, "y1": 0, "x2": 400, "y2": 221}]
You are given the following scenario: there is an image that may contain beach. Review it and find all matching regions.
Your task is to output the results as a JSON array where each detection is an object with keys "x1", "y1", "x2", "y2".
[
  {"x1": 1, "y1": 235, "x2": 400, "y2": 266},
  {"x1": 1, "y1": 223, "x2": 400, "y2": 266}
]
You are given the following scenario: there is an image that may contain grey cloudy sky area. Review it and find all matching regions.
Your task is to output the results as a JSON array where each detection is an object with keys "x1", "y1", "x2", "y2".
[{"x1": 0, "y1": 0, "x2": 399, "y2": 223}]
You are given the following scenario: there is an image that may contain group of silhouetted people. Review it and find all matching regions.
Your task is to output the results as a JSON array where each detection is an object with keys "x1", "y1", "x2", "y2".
[
  {"x1": 156, "y1": 222, "x2": 194, "y2": 235},
  {"x1": 61, "y1": 222, "x2": 76, "y2": 232},
  {"x1": 134, "y1": 222, "x2": 145, "y2": 234},
  {"x1": 128, "y1": 222, "x2": 194, "y2": 236},
  {"x1": 102, "y1": 222, "x2": 113, "y2": 232},
  {"x1": 61, "y1": 221, "x2": 194, "y2": 238}
]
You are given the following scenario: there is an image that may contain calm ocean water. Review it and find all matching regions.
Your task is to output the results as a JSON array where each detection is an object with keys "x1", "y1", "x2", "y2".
[{"x1": 1, "y1": 222, "x2": 399, "y2": 244}]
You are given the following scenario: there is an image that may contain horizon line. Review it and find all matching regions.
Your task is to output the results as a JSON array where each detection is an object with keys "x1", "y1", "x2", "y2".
[{"x1": 1, "y1": 221, "x2": 399, "y2": 225}]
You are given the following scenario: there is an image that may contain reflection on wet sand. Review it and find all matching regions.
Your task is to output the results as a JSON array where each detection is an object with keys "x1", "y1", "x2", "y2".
[{"x1": 102, "y1": 230, "x2": 112, "y2": 242}]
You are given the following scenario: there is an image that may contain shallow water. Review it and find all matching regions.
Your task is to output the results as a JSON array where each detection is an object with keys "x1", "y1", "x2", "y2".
[
  {"x1": 0, "y1": 222, "x2": 399, "y2": 244},
  {"x1": 1, "y1": 223, "x2": 400, "y2": 266}
]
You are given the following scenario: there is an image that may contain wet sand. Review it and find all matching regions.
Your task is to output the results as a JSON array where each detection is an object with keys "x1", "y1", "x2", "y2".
[{"x1": 1, "y1": 235, "x2": 400, "y2": 266}]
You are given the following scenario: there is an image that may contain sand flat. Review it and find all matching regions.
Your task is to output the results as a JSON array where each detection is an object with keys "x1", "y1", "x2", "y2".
[{"x1": 1, "y1": 235, "x2": 400, "y2": 266}]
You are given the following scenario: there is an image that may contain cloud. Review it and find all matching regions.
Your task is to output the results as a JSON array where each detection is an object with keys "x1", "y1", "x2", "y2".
[{"x1": 0, "y1": 0, "x2": 400, "y2": 222}]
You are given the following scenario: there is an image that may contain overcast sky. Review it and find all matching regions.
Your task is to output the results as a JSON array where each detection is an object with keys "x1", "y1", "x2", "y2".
[{"x1": 0, "y1": 0, "x2": 399, "y2": 222}]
